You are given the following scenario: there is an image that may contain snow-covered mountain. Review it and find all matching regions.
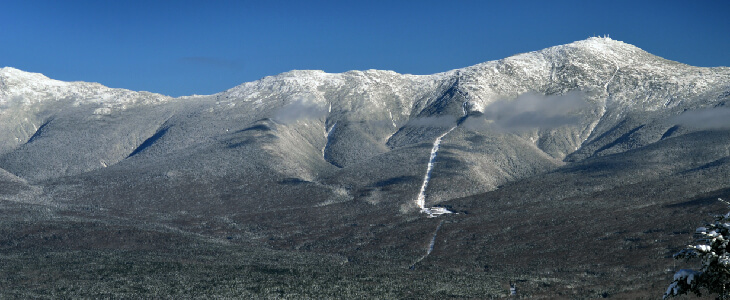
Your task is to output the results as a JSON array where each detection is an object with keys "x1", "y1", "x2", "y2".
[
  {"x1": 1, "y1": 37, "x2": 730, "y2": 297},
  {"x1": 2, "y1": 37, "x2": 727, "y2": 201}
]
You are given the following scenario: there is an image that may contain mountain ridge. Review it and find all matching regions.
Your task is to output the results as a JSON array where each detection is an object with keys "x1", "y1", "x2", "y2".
[
  {"x1": 1, "y1": 37, "x2": 730, "y2": 297},
  {"x1": 1, "y1": 37, "x2": 728, "y2": 189},
  {"x1": 6, "y1": 37, "x2": 726, "y2": 104}
]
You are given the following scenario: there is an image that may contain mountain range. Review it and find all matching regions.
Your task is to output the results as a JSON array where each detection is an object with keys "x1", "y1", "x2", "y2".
[{"x1": 1, "y1": 37, "x2": 729, "y2": 298}]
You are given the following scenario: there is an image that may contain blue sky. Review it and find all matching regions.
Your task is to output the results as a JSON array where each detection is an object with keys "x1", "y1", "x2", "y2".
[{"x1": 1, "y1": 0, "x2": 728, "y2": 97}]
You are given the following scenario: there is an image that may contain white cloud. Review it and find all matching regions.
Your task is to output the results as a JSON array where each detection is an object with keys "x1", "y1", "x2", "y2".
[
  {"x1": 670, "y1": 107, "x2": 730, "y2": 130},
  {"x1": 476, "y1": 91, "x2": 589, "y2": 132},
  {"x1": 273, "y1": 97, "x2": 327, "y2": 124}
]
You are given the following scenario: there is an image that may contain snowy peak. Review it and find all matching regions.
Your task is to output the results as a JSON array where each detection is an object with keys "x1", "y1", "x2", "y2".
[
  {"x1": 531, "y1": 37, "x2": 649, "y2": 66},
  {"x1": 1, "y1": 67, "x2": 72, "y2": 101},
  {"x1": 456, "y1": 37, "x2": 729, "y2": 112},
  {"x1": 1, "y1": 67, "x2": 67, "y2": 86},
  {"x1": 560, "y1": 37, "x2": 644, "y2": 58},
  {"x1": 217, "y1": 66, "x2": 443, "y2": 103},
  {"x1": 210, "y1": 37, "x2": 712, "y2": 121},
  {"x1": 0, "y1": 67, "x2": 170, "y2": 109}
]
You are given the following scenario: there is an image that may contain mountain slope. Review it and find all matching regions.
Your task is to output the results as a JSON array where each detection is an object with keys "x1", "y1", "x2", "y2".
[{"x1": 1, "y1": 37, "x2": 730, "y2": 297}]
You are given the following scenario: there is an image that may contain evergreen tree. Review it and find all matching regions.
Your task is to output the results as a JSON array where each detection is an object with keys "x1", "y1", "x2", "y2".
[{"x1": 665, "y1": 199, "x2": 730, "y2": 299}]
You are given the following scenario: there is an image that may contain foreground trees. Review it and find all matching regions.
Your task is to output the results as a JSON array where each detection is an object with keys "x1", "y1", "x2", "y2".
[{"x1": 665, "y1": 199, "x2": 730, "y2": 299}]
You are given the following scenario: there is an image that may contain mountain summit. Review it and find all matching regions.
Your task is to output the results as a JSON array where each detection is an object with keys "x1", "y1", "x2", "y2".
[{"x1": 1, "y1": 38, "x2": 730, "y2": 298}]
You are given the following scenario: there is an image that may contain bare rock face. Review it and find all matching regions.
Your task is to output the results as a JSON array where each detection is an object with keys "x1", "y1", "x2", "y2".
[{"x1": 1, "y1": 37, "x2": 730, "y2": 298}]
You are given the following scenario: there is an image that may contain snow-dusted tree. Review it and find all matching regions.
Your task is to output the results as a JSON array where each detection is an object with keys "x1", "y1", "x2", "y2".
[{"x1": 665, "y1": 199, "x2": 730, "y2": 299}]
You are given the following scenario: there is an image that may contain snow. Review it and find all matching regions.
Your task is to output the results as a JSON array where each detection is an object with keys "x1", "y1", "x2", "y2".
[
  {"x1": 694, "y1": 244, "x2": 711, "y2": 252},
  {"x1": 665, "y1": 282, "x2": 679, "y2": 297},
  {"x1": 413, "y1": 127, "x2": 458, "y2": 217},
  {"x1": 415, "y1": 126, "x2": 456, "y2": 211},
  {"x1": 673, "y1": 269, "x2": 699, "y2": 283},
  {"x1": 422, "y1": 207, "x2": 454, "y2": 218},
  {"x1": 0, "y1": 67, "x2": 170, "y2": 109},
  {"x1": 409, "y1": 220, "x2": 444, "y2": 268},
  {"x1": 323, "y1": 122, "x2": 337, "y2": 158},
  {"x1": 220, "y1": 68, "x2": 440, "y2": 112},
  {"x1": 3, "y1": 38, "x2": 730, "y2": 295},
  {"x1": 665, "y1": 269, "x2": 701, "y2": 298},
  {"x1": 5, "y1": 37, "x2": 729, "y2": 120},
  {"x1": 426, "y1": 220, "x2": 444, "y2": 255},
  {"x1": 720, "y1": 255, "x2": 730, "y2": 267}
]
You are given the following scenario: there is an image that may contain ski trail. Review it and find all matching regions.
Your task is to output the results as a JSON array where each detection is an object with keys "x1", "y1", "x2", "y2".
[
  {"x1": 410, "y1": 220, "x2": 445, "y2": 269},
  {"x1": 322, "y1": 122, "x2": 336, "y2": 157},
  {"x1": 426, "y1": 220, "x2": 444, "y2": 255},
  {"x1": 415, "y1": 98, "x2": 470, "y2": 217},
  {"x1": 415, "y1": 126, "x2": 456, "y2": 212}
]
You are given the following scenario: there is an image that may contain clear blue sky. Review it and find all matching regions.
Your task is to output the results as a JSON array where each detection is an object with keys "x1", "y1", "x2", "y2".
[{"x1": 1, "y1": 0, "x2": 728, "y2": 97}]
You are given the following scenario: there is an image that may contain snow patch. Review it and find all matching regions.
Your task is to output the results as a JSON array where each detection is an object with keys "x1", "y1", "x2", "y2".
[
  {"x1": 323, "y1": 122, "x2": 337, "y2": 158},
  {"x1": 415, "y1": 126, "x2": 456, "y2": 217}
]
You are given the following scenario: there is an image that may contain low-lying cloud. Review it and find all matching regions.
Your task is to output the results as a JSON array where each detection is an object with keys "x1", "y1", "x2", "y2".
[
  {"x1": 273, "y1": 98, "x2": 327, "y2": 124},
  {"x1": 670, "y1": 107, "x2": 730, "y2": 130},
  {"x1": 469, "y1": 91, "x2": 589, "y2": 132}
]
